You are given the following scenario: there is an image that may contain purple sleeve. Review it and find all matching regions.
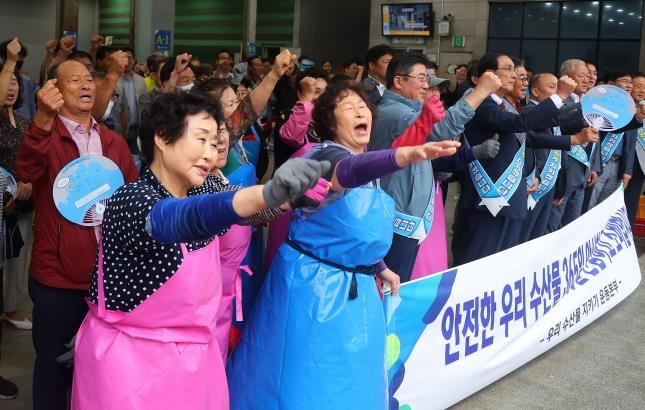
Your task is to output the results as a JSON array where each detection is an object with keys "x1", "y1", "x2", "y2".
[
  {"x1": 376, "y1": 260, "x2": 388, "y2": 272},
  {"x1": 336, "y1": 149, "x2": 400, "y2": 188}
]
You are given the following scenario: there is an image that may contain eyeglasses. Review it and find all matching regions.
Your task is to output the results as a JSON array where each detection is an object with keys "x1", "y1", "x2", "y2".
[
  {"x1": 497, "y1": 65, "x2": 515, "y2": 72},
  {"x1": 397, "y1": 73, "x2": 429, "y2": 83}
]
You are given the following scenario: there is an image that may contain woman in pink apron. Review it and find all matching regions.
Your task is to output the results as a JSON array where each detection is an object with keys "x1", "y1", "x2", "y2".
[
  {"x1": 71, "y1": 90, "x2": 328, "y2": 409},
  {"x1": 194, "y1": 51, "x2": 296, "y2": 357}
]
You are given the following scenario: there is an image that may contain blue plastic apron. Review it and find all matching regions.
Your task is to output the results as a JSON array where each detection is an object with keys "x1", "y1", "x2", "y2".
[{"x1": 227, "y1": 187, "x2": 394, "y2": 410}]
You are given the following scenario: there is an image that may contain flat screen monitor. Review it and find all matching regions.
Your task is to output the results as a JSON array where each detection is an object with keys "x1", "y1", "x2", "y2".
[{"x1": 382, "y1": 3, "x2": 433, "y2": 37}]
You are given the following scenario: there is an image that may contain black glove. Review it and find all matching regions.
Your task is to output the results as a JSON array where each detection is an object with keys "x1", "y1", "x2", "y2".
[
  {"x1": 472, "y1": 137, "x2": 500, "y2": 160},
  {"x1": 558, "y1": 102, "x2": 587, "y2": 135},
  {"x1": 263, "y1": 158, "x2": 331, "y2": 208}
]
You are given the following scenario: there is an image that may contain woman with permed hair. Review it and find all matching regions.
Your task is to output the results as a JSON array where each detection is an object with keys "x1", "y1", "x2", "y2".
[
  {"x1": 71, "y1": 90, "x2": 328, "y2": 409},
  {"x1": 227, "y1": 81, "x2": 460, "y2": 410}
]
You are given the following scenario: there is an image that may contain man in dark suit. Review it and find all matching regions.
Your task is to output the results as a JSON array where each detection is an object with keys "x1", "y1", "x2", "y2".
[
  {"x1": 547, "y1": 59, "x2": 600, "y2": 231},
  {"x1": 452, "y1": 53, "x2": 579, "y2": 265},
  {"x1": 362, "y1": 44, "x2": 394, "y2": 105},
  {"x1": 624, "y1": 72, "x2": 645, "y2": 225},
  {"x1": 520, "y1": 73, "x2": 598, "y2": 241},
  {"x1": 587, "y1": 70, "x2": 637, "y2": 209}
]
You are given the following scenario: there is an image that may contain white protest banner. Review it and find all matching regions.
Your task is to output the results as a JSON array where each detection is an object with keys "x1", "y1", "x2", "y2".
[{"x1": 385, "y1": 188, "x2": 641, "y2": 410}]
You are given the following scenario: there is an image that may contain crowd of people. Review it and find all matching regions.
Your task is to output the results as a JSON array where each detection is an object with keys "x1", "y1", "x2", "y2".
[{"x1": 0, "y1": 32, "x2": 644, "y2": 409}]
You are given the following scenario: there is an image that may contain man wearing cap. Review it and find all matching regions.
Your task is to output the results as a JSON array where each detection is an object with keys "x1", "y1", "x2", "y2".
[
  {"x1": 428, "y1": 73, "x2": 451, "y2": 95},
  {"x1": 369, "y1": 51, "x2": 502, "y2": 282}
]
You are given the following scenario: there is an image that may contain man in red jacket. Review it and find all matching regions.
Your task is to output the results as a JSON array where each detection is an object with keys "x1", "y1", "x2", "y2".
[{"x1": 16, "y1": 59, "x2": 138, "y2": 410}]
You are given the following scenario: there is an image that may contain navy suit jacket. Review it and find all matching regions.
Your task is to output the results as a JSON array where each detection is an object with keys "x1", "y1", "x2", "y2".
[
  {"x1": 523, "y1": 101, "x2": 573, "y2": 179},
  {"x1": 460, "y1": 96, "x2": 561, "y2": 219}
]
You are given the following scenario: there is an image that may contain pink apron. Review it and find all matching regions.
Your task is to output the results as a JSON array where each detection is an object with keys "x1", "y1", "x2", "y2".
[
  {"x1": 410, "y1": 182, "x2": 448, "y2": 280},
  {"x1": 72, "y1": 239, "x2": 228, "y2": 410},
  {"x1": 216, "y1": 224, "x2": 252, "y2": 361}
]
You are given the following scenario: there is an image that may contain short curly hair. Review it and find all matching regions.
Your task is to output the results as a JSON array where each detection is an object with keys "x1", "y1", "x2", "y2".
[
  {"x1": 311, "y1": 80, "x2": 374, "y2": 142},
  {"x1": 139, "y1": 91, "x2": 223, "y2": 163}
]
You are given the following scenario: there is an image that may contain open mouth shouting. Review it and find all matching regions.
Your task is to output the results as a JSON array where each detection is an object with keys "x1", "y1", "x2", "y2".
[
  {"x1": 355, "y1": 122, "x2": 369, "y2": 136},
  {"x1": 79, "y1": 93, "x2": 93, "y2": 103}
]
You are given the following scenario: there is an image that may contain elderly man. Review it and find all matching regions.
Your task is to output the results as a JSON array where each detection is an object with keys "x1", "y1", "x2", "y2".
[
  {"x1": 452, "y1": 53, "x2": 580, "y2": 265},
  {"x1": 587, "y1": 70, "x2": 637, "y2": 210},
  {"x1": 624, "y1": 72, "x2": 645, "y2": 224},
  {"x1": 16, "y1": 59, "x2": 138, "y2": 410},
  {"x1": 518, "y1": 72, "x2": 599, "y2": 242},
  {"x1": 115, "y1": 46, "x2": 147, "y2": 159},
  {"x1": 369, "y1": 51, "x2": 502, "y2": 281}
]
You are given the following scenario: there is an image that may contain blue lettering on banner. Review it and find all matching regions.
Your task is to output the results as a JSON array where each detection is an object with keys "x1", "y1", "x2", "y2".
[
  {"x1": 480, "y1": 291, "x2": 496, "y2": 349},
  {"x1": 499, "y1": 279, "x2": 527, "y2": 337},
  {"x1": 441, "y1": 303, "x2": 463, "y2": 364},
  {"x1": 582, "y1": 208, "x2": 632, "y2": 277},
  {"x1": 461, "y1": 298, "x2": 479, "y2": 356},
  {"x1": 528, "y1": 261, "x2": 560, "y2": 320},
  {"x1": 441, "y1": 291, "x2": 496, "y2": 365},
  {"x1": 441, "y1": 207, "x2": 634, "y2": 362}
]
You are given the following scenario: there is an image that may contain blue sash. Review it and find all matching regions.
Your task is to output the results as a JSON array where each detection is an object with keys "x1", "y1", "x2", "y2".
[
  {"x1": 392, "y1": 181, "x2": 435, "y2": 243},
  {"x1": 637, "y1": 126, "x2": 645, "y2": 150},
  {"x1": 567, "y1": 143, "x2": 595, "y2": 167},
  {"x1": 600, "y1": 132, "x2": 624, "y2": 165},
  {"x1": 464, "y1": 98, "x2": 526, "y2": 216},
  {"x1": 465, "y1": 137, "x2": 526, "y2": 217},
  {"x1": 527, "y1": 149, "x2": 561, "y2": 210},
  {"x1": 525, "y1": 167, "x2": 536, "y2": 190},
  {"x1": 527, "y1": 126, "x2": 563, "y2": 209}
]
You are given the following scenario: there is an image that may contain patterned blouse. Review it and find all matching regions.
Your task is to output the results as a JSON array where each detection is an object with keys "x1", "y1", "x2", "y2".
[
  {"x1": 226, "y1": 95, "x2": 258, "y2": 145},
  {"x1": 0, "y1": 109, "x2": 30, "y2": 177},
  {"x1": 88, "y1": 167, "x2": 283, "y2": 312}
]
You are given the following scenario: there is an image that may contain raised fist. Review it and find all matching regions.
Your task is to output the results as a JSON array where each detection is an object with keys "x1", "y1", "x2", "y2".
[
  {"x1": 107, "y1": 50, "x2": 129, "y2": 75},
  {"x1": 273, "y1": 49, "x2": 297, "y2": 77},
  {"x1": 37, "y1": 79, "x2": 65, "y2": 117},
  {"x1": 556, "y1": 75, "x2": 577, "y2": 99},
  {"x1": 5, "y1": 38, "x2": 22, "y2": 63},
  {"x1": 45, "y1": 39, "x2": 57, "y2": 55},
  {"x1": 90, "y1": 34, "x2": 104, "y2": 49},
  {"x1": 298, "y1": 76, "x2": 316, "y2": 100},
  {"x1": 174, "y1": 53, "x2": 192, "y2": 74},
  {"x1": 475, "y1": 71, "x2": 502, "y2": 95}
]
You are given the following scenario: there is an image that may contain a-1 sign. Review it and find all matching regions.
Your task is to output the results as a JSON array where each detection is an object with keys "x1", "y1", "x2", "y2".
[{"x1": 154, "y1": 30, "x2": 171, "y2": 51}]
